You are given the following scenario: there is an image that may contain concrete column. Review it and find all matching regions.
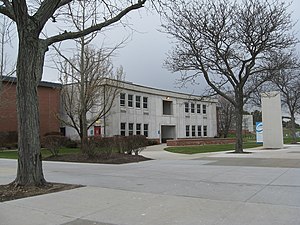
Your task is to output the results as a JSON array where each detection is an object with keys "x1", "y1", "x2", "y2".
[{"x1": 261, "y1": 91, "x2": 283, "y2": 149}]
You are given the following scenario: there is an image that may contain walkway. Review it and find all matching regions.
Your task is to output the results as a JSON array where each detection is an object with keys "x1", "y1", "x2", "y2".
[{"x1": 1, "y1": 144, "x2": 300, "y2": 225}]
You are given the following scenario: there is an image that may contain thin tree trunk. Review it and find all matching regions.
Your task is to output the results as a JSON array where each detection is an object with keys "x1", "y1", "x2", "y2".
[
  {"x1": 290, "y1": 114, "x2": 297, "y2": 143},
  {"x1": 13, "y1": 33, "x2": 47, "y2": 186}
]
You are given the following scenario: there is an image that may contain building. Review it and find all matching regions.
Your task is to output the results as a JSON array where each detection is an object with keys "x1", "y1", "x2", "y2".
[
  {"x1": 0, "y1": 76, "x2": 61, "y2": 137},
  {"x1": 64, "y1": 80, "x2": 218, "y2": 143}
]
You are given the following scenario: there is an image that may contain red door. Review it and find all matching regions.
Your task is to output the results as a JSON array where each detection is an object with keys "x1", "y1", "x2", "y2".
[{"x1": 94, "y1": 126, "x2": 101, "y2": 136}]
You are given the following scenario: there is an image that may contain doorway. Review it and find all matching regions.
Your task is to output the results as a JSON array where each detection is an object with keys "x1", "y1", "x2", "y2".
[{"x1": 161, "y1": 125, "x2": 176, "y2": 143}]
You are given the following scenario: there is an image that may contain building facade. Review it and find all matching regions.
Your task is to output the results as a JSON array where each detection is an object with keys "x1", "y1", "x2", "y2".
[
  {"x1": 65, "y1": 81, "x2": 218, "y2": 142},
  {"x1": 0, "y1": 76, "x2": 61, "y2": 137}
]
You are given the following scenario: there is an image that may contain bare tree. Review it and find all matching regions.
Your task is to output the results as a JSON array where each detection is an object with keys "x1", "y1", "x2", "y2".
[
  {"x1": 0, "y1": 0, "x2": 147, "y2": 186},
  {"x1": 53, "y1": 0, "x2": 124, "y2": 155},
  {"x1": 162, "y1": 0, "x2": 296, "y2": 153},
  {"x1": 58, "y1": 46, "x2": 123, "y2": 154},
  {"x1": 217, "y1": 96, "x2": 235, "y2": 138},
  {"x1": 265, "y1": 51, "x2": 300, "y2": 143}
]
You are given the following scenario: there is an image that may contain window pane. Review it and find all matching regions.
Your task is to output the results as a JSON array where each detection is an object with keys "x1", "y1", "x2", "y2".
[
  {"x1": 185, "y1": 102, "x2": 189, "y2": 113},
  {"x1": 186, "y1": 125, "x2": 190, "y2": 137},
  {"x1": 136, "y1": 96, "x2": 141, "y2": 108},
  {"x1": 197, "y1": 104, "x2": 201, "y2": 113},
  {"x1": 191, "y1": 103, "x2": 195, "y2": 113},
  {"x1": 144, "y1": 124, "x2": 149, "y2": 137},
  {"x1": 120, "y1": 93, "x2": 126, "y2": 107},
  {"x1": 203, "y1": 105, "x2": 207, "y2": 114},
  {"x1": 143, "y1": 97, "x2": 148, "y2": 109},
  {"x1": 128, "y1": 94, "x2": 133, "y2": 107}
]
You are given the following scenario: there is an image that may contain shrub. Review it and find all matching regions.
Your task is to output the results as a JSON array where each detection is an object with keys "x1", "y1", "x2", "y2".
[
  {"x1": 85, "y1": 137, "x2": 115, "y2": 158},
  {"x1": 0, "y1": 131, "x2": 18, "y2": 147},
  {"x1": 115, "y1": 135, "x2": 147, "y2": 155},
  {"x1": 41, "y1": 135, "x2": 71, "y2": 156}
]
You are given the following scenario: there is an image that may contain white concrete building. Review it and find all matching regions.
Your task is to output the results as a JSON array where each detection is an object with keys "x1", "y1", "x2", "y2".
[{"x1": 65, "y1": 81, "x2": 218, "y2": 143}]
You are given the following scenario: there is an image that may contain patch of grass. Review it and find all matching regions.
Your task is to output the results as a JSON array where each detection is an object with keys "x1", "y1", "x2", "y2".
[
  {"x1": 0, "y1": 148, "x2": 81, "y2": 160},
  {"x1": 165, "y1": 142, "x2": 262, "y2": 154}
]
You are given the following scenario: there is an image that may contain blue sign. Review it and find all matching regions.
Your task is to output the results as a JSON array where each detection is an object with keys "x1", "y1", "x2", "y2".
[{"x1": 256, "y1": 122, "x2": 263, "y2": 144}]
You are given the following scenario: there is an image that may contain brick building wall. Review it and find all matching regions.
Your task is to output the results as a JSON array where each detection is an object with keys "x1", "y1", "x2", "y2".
[{"x1": 0, "y1": 78, "x2": 61, "y2": 136}]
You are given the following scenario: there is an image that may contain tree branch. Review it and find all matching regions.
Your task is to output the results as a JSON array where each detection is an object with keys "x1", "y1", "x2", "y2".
[{"x1": 46, "y1": 0, "x2": 146, "y2": 46}]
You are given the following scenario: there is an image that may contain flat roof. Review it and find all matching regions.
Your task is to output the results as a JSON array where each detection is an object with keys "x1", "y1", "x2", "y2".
[{"x1": 1, "y1": 76, "x2": 61, "y2": 88}]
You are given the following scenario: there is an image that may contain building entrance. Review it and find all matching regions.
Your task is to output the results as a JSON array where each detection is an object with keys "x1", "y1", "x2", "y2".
[{"x1": 161, "y1": 125, "x2": 176, "y2": 143}]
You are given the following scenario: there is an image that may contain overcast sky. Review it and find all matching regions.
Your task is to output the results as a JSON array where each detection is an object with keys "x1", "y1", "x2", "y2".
[{"x1": 40, "y1": 1, "x2": 300, "y2": 95}]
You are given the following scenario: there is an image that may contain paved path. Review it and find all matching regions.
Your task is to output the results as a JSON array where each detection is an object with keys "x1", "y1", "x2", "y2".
[{"x1": 1, "y1": 144, "x2": 300, "y2": 225}]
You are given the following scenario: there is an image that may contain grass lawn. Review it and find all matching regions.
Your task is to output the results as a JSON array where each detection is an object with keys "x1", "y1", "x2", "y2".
[
  {"x1": 0, "y1": 148, "x2": 80, "y2": 160},
  {"x1": 165, "y1": 142, "x2": 263, "y2": 154}
]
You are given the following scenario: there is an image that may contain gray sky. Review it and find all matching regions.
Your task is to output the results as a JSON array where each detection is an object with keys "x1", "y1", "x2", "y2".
[{"x1": 41, "y1": 1, "x2": 300, "y2": 95}]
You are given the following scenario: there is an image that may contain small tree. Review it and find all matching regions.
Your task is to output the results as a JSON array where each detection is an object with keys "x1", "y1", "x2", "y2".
[
  {"x1": 217, "y1": 96, "x2": 235, "y2": 138},
  {"x1": 162, "y1": 0, "x2": 296, "y2": 152},
  {"x1": 59, "y1": 46, "x2": 123, "y2": 154}
]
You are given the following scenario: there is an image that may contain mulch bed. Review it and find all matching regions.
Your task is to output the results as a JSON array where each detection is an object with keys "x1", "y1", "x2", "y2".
[
  {"x1": 44, "y1": 153, "x2": 152, "y2": 164},
  {"x1": 1, "y1": 153, "x2": 151, "y2": 202}
]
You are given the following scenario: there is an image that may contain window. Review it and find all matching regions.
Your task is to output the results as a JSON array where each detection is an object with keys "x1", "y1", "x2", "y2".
[
  {"x1": 197, "y1": 104, "x2": 201, "y2": 113},
  {"x1": 143, "y1": 97, "x2": 148, "y2": 109},
  {"x1": 136, "y1": 96, "x2": 141, "y2": 108},
  {"x1": 197, "y1": 125, "x2": 202, "y2": 136},
  {"x1": 144, "y1": 124, "x2": 149, "y2": 137},
  {"x1": 120, "y1": 93, "x2": 126, "y2": 107},
  {"x1": 185, "y1": 102, "x2": 189, "y2": 113},
  {"x1": 202, "y1": 104, "x2": 207, "y2": 114},
  {"x1": 186, "y1": 125, "x2": 190, "y2": 137},
  {"x1": 128, "y1": 94, "x2": 133, "y2": 107},
  {"x1": 203, "y1": 125, "x2": 208, "y2": 136},
  {"x1": 163, "y1": 100, "x2": 173, "y2": 115},
  {"x1": 191, "y1": 125, "x2": 196, "y2": 137},
  {"x1": 191, "y1": 103, "x2": 195, "y2": 113},
  {"x1": 129, "y1": 123, "x2": 134, "y2": 135},
  {"x1": 136, "y1": 123, "x2": 141, "y2": 135},
  {"x1": 120, "y1": 123, "x2": 126, "y2": 136}
]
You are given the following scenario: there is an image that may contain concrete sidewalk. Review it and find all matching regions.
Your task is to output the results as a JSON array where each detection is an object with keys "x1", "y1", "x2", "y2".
[{"x1": 1, "y1": 144, "x2": 300, "y2": 225}]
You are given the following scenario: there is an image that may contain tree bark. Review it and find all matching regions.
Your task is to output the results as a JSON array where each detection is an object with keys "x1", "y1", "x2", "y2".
[
  {"x1": 13, "y1": 30, "x2": 47, "y2": 186},
  {"x1": 235, "y1": 92, "x2": 244, "y2": 153},
  {"x1": 290, "y1": 113, "x2": 297, "y2": 143}
]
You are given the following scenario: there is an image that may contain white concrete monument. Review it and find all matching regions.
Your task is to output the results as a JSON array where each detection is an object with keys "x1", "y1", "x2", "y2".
[{"x1": 261, "y1": 91, "x2": 283, "y2": 148}]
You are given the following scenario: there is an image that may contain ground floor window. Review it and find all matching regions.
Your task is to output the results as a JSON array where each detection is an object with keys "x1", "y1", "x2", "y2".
[
  {"x1": 136, "y1": 123, "x2": 141, "y2": 135},
  {"x1": 197, "y1": 125, "x2": 202, "y2": 136},
  {"x1": 120, "y1": 123, "x2": 126, "y2": 136},
  {"x1": 129, "y1": 123, "x2": 134, "y2": 135},
  {"x1": 191, "y1": 125, "x2": 196, "y2": 137},
  {"x1": 186, "y1": 125, "x2": 190, "y2": 137},
  {"x1": 144, "y1": 124, "x2": 149, "y2": 137},
  {"x1": 203, "y1": 125, "x2": 208, "y2": 136}
]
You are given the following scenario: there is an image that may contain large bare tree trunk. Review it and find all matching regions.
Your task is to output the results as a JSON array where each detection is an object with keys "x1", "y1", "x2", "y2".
[
  {"x1": 290, "y1": 114, "x2": 297, "y2": 143},
  {"x1": 13, "y1": 31, "x2": 47, "y2": 186}
]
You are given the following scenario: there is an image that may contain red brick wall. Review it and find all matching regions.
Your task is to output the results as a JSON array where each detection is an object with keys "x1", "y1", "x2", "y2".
[
  {"x1": 167, "y1": 138, "x2": 236, "y2": 146},
  {"x1": 0, "y1": 81, "x2": 61, "y2": 136}
]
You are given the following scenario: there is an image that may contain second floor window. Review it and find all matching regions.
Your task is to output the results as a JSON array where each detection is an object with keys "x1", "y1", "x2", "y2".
[
  {"x1": 143, "y1": 97, "x2": 148, "y2": 109},
  {"x1": 191, "y1": 103, "x2": 195, "y2": 113},
  {"x1": 203, "y1": 104, "x2": 207, "y2": 114},
  {"x1": 128, "y1": 94, "x2": 133, "y2": 107},
  {"x1": 120, "y1": 93, "x2": 126, "y2": 107},
  {"x1": 185, "y1": 102, "x2": 189, "y2": 113},
  {"x1": 197, "y1": 104, "x2": 201, "y2": 113},
  {"x1": 136, "y1": 96, "x2": 141, "y2": 108}
]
